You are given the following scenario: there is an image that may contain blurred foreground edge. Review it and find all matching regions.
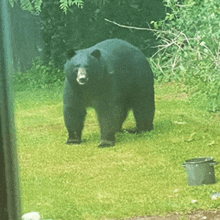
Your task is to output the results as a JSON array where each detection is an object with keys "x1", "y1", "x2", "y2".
[{"x1": 0, "y1": 0, "x2": 22, "y2": 220}]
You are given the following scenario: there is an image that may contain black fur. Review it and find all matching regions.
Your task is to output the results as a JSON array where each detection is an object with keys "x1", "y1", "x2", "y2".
[{"x1": 63, "y1": 39, "x2": 155, "y2": 147}]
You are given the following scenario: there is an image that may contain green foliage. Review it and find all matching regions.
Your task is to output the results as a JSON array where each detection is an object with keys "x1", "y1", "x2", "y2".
[
  {"x1": 9, "y1": 0, "x2": 83, "y2": 12},
  {"x1": 40, "y1": 0, "x2": 163, "y2": 69},
  {"x1": 9, "y1": 0, "x2": 43, "y2": 12},
  {"x1": 13, "y1": 58, "x2": 64, "y2": 91},
  {"x1": 59, "y1": 0, "x2": 84, "y2": 13},
  {"x1": 150, "y1": 0, "x2": 220, "y2": 112}
]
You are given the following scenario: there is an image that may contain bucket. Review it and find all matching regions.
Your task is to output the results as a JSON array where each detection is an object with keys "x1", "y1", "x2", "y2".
[{"x1": 183, "y1": 157, "x2": 218, "y2": 186}]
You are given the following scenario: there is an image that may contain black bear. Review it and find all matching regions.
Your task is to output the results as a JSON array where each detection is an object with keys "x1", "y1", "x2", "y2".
[{"x1": 63, "y1": 39, "x2": 155, "y2": 147}]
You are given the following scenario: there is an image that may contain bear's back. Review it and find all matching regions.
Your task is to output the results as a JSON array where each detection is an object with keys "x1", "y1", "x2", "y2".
[
  {"x1": 89, "y1": 38, "x2": 144, "y2": 60},
  {"x1": 87, "y1": 39, "x2": 148, "y2": 76}
]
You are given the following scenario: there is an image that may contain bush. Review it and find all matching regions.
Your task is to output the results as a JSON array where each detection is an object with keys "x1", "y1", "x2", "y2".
[
  {"x1": 150, "y1": 0, "x2": 220, "y2": 112},
  {"x1": 13, "y1": 58, "x2": 64, "y2": 91}
]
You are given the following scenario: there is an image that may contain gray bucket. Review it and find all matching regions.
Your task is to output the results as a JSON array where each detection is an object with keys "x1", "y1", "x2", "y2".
[{"x1": 183, "y1": 157, "x2": 218, "y2": 186}]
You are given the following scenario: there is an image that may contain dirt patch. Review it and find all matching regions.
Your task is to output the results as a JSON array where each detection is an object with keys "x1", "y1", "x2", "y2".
[{"x1": 126, "y1": 210, "x2": 220, "y2": 220}]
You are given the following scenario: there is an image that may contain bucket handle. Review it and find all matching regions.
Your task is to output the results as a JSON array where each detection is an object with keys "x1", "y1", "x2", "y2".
[{"x1": 210, "y1": 161, "x2": 218, "y2": 166}]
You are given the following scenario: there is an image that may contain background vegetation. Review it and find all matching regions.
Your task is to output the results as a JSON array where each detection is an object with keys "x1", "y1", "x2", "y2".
[
  {"x1": 13, "y1": 0, "x2": 220, "y2": 112},
  {"x1": 12, "y1": 0, "x2": 220, "y2": 219},
  {"x1": 10, "y1": 0, "x2": 166, "y2": 71},
  {"x1": 150, "y1": 0, "x2": 220, "y2": 112},
  {"x1": 39, "y1": 0, "x2": 165, "y2": 68},
  {"x1": 9, "y1": 0, "x2": 83, "y2": 13}
]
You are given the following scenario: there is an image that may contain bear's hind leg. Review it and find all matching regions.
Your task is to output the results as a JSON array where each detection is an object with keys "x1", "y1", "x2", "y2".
[
  {"x1": 132, "y1": 94, "x2": 155, "y2": 133},
  {"x1": 117, "y1": 106, "x2": 129, "y2": 133}
]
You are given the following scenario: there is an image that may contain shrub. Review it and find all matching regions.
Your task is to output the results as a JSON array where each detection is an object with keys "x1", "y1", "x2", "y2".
[
  {"x1": 13, "y1": 58, "x2": 65, "y2": 91},
  {"x1": 150, "y1": 0, "x2": 220, "y2": 112}
]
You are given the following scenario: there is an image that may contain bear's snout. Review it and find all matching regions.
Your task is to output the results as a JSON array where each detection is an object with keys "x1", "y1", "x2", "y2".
[{"x1": 76, "y1": 68, "x2": 88, "y2": 85}]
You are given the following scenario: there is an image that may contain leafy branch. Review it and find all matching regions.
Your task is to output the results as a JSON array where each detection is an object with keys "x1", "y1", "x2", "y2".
[{"x1": 9, "y1": 0, "x2": 84, "y2": 12}]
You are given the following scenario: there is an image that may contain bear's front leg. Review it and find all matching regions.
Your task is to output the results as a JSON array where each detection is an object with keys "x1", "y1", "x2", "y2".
[
  {"x1": 63, "y1": 79, "x2": 86, "y2": 145},
  {"x1": 64, "y1": 105, "x2": 86, "y2": 145},
  {"x1": 96, "y1": 106, "x2": 123, "y2": 148},
  {"x1": 66, "y1": 130, "x2": 82, "y2": 144}
]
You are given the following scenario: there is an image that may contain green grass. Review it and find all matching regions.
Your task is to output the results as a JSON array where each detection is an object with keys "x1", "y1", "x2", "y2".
[{"x1": 14, "y1": 83, "x2": 220, "y2": 220}]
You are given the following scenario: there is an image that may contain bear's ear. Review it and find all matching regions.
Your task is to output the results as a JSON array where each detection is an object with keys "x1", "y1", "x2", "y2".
[
  {"x1": 91, "y1": 49, "x2": 101, "y2": 60},
  {"x1": 66, "y1": 49, "x2": 76, "y2": 60}
]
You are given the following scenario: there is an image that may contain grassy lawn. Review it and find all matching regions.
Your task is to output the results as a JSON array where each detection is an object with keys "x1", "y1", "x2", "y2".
[{"x1": 14, "y1": 82, "x2": 220, "y2": 220}]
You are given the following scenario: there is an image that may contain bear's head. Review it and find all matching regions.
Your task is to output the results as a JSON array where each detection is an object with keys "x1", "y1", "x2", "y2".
[{"x1": 65, "y1": 49, "x2": 104, "y2": 86}]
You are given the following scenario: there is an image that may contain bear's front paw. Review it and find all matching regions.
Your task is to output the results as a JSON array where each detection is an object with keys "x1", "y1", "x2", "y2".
[
  {"x1": 98, "y1": 140, "x2": 115, "y2": 148},
  {"x1": 66, "y1": 138, "x2": 81, "y2": 145}
]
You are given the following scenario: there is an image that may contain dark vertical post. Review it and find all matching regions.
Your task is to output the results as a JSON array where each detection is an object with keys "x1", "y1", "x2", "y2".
[{"x1": 0, "y1": 0, "x2": 22, "y2": 219}]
